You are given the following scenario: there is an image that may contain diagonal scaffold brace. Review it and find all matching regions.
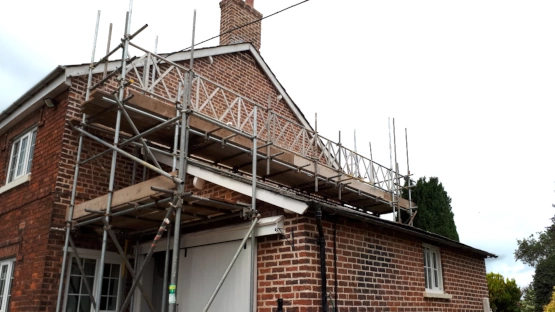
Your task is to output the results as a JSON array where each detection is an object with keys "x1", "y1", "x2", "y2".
[
  {"x1": 203, "y1": 211, "x2": 260, "y2": 312},
  {"x1": 99, "y1": 218, "x2": 158, "y2": 312}
]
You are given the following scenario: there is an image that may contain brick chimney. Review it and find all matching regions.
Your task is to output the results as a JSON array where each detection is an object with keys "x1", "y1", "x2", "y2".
[{"x1": 219, "y1": 0, "x2": 262, "y2": 51}]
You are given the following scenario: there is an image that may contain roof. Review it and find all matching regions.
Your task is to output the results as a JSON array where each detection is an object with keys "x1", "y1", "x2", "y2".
[
  {"x1": 0, "y1": 43, "x2": 495, "y2": 259},
  {"x1": 316, "y1": 201, "x2": 497, "y2": 259},
  {"x1": 0, "y1": 43, "x2": 313, "y2": 136},
  {"x1": 0, "y1": 66, "x2": 69, "y2": 135},
  {"x1": 189, "y1": 159, "x2": 496, "y2": 259}
]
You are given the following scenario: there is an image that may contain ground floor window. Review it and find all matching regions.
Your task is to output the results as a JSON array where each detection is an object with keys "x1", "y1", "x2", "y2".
[
  {"x1": 0, "y1": 258, "x2": 15, "y2": 312},
  {"x1": 423, "y1": 244, "x2": 444, "y2": 293},
  {"x1": 65, "y1": 250, "x2": 121, "y2": 312}
]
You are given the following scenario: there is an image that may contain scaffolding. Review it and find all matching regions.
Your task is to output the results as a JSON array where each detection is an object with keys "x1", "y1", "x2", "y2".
[{"x1": 54, "y1": 7, "x2": 416, "y2": 312}]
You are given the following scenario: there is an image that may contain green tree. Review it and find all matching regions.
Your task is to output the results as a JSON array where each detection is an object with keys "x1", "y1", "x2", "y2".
[
  {"x1": 486, "y1": 272, "x2": 522, "y2": 312},
  {"x1": 403, "y1": 177, "x2": 459, "y2": 241},
  {"x1": 545, "y1": 287, "x2": 555, "y2": 312},
  {"x1": 515, "y1": 215, "x2": 555, "y2": 268},
  {"x1": 515, "y1": 213, "x2": 555, "y2": 312},
  {"x1": 533, "y1": 255, "x2": 555, "y2": 312},
  {"x1": 522, "y1": 283, "x2": 538, "y2": 312}
]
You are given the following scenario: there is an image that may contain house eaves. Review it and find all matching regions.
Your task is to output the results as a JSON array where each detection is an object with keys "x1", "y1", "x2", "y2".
[
  {"x1": 0, "y1": 66, "x2": 70, "y2": 135},
  {"x1": 316, "y1": 201, "x2": 497, "y2": 259},
  {"x1": 186, "y1": 159, "x2": 494, "y2": 259}
]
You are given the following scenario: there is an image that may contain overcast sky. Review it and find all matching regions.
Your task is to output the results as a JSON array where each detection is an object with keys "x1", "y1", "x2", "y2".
[{"x1": 2, "y1": 0, "x2": 555, "y2": 287}]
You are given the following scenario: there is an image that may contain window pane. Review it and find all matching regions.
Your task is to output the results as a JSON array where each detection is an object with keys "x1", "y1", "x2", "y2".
[
  {"x1": 71, "y1": 258, "x2": 81, "y2": 275},
  {"x1": 27, "y1": 131, "x2": 36, "y2": 174},
  {"x1": 111, "y1": 265, "x2": 119, "y2": 278},
  {"x1": 434, "y1": 268, "x2": 439, "y2": 288},
  {"x1": 69, "y1": 276, "x2": 81, "y2": 294},
  {"x1": 107, "y1": 296, "x2": 116, "y2": 310},
  {"x1": 424, "y1": 268, "x2": 430, "y2": 288},
  {"x1": 432, "y1": 252, "x2": 437, "y2": 269},
  {"x1": 109, "y1": 279, "x2": 118, "y2": 296},
  {"x1": 8, "y1": 142, "x2": 20, "y2": 183},
  {"x1": 427, "y1": 267, "x2": 432, "y2": 288},
  {"x1": 16, "y1": 137, "x2": 28, "y2": 177},
  {"x1": 66, "y1": 295, "x2": 78, "y2": 312},
  {"x1": 6, "y1": 262, "x2": 14, "y2": 312},
  {"x1": 0, "y1": 265, "x2": 7, "y2": 308},
  {"x1": 83, "y1": 260, "x2": 96, "y2": 276},
  {"x1": 79, "y1": 296, "x2": 91, "y2": 312},
  {"x1": 100, "y1": 263, "x2": 120, "y2": 311},
  {"x1": 67, "y1": 258, "x2": 96, "y2": 312},
  {"x1": 101, "y1": 280, "x2": 109, "y2": 298},
  {"x1": 100, "y1": 297, "x2": 108, "y2": 310}
]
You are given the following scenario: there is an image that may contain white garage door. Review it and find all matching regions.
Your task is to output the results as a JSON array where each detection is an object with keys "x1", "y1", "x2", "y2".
[
  {"x1": 178, "y1": 239, "x2": 253, "y2": 311},
  {"x1": 134, "y1": 216, "x2": 284, "y2": 312}
]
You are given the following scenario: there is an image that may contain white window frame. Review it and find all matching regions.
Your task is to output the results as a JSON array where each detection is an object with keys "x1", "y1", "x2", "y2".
[
  {"x1": 2, "y1": 127, "x2": 37, "y2": 191},
  {"x1": 63, "y1": 249, "x2": 122, "y2": 312},
  {"x1": 423, "y1": 244, "x2": 444, "y2": 293},
  {"x1": 0, "y1": 258, "x2": 15, "y2": 312}
]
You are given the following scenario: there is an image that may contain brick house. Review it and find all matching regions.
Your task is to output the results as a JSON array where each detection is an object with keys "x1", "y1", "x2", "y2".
[{"x1": 0, "y1": 0, "x2": 495, "y2": 311}]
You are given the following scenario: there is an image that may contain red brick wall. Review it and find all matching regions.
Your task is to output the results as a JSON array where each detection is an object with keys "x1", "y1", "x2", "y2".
[
  {"x1": 0, "y1": 45, "x2": 489, "y2": 312},
  {"x1": 0, "y1": 92, "x2": 68, "y2": 311},
  {"x1": 256, "y1": 212, "x2": 489, "y2": 312},
  {"x1": 220, "y1": 0, "x2": 263, "y2": 51}
]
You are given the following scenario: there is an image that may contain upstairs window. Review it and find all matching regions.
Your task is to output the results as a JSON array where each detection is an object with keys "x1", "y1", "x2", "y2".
[
  {"x1": 6, "y1": 128, "x2": 36, "y2": 184},
  {"x1": 423, "y1": 244, "x2": 444, "y2": 293}
]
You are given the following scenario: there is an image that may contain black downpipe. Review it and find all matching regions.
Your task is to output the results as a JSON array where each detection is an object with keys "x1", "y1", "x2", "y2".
[
  {"x1": 315, "y1": 207, "x2": 328, "y2": 312},
  {"x1": 333, "y1": 220, "x2": 338, "y2": 312}
]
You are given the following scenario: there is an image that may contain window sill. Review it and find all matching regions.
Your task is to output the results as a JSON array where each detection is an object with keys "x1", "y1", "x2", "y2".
[
  {"x1": 423, "y1": 291, "x2": 452, "y2": 300},
  {"x1": 0, "y1": 174, "x2": 31, "y2": 194}
]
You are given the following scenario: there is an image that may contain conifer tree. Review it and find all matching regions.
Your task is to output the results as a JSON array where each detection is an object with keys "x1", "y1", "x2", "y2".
[{"x1": 405, "y1": 177, "x2": 459, "y2": 241}]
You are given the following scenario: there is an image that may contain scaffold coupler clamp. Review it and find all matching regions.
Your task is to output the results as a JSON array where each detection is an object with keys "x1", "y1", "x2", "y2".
[{"x1": 241, "y1": 207, "x2": 258, "y2": 220}]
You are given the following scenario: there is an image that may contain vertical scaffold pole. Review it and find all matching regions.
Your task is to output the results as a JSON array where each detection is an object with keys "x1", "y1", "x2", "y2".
[
  {"x1": 405, "y1": 128, "x2": 413, "y2": 225},
  {"x1": 369, "y1": 142, "x2": 374, "y2": 184},
  {"x1": 266, "y1": 96, "x2": 271, "y2": 176},
  {"x1": 388, "y1": 118, "x2": 394, "y2": 221},
  {"x1": 172, "y1": 82, "x2": 182, "y2": 172},
  {"x1": 314, "y1": 113, "x2": 319, "y2": 192},
  {"x1": 168, "y1": 10, "x2": 196, "y2": 312},
  {"x1": 95, "y1": 11, "x2": 130, "y2": 312},
  {"x1": 249, "y1": 106, "x2": 258, "y2": 312},
  {"x1": 103, "y1": 23, "x2": 113, "y2": 80},
  {"x1": 393, "y1": 118, "x2": 400, "y2": 223},
  {"x1": 55, "y1": 10, "x2": 101, "y2": 312}
]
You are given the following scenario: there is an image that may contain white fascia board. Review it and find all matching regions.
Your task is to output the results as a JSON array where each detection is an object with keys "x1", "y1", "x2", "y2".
[
  {"x1": 0, "y1": 72, "x2": 70, "y2": 136},
  {"x1": 187, "y1": 164, "x2": 308, "y2": 215},
  {"x1": 65, "y1": 61, "x2": 121, "y2": 77},
  {"x1": 65, "y1": 44, "x2": 252, "y2": 78},
  {"x1": 138, "y1": 216, "x2": 284, "y2": 254},
  {"x1": 165, "y1": 43, "x2": 251, "y2": 63}
]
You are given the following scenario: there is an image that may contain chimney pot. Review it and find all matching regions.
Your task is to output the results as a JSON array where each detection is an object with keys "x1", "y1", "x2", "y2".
[{"x1": 246, "y1": 0, "x2": 254, "y2": 6}]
